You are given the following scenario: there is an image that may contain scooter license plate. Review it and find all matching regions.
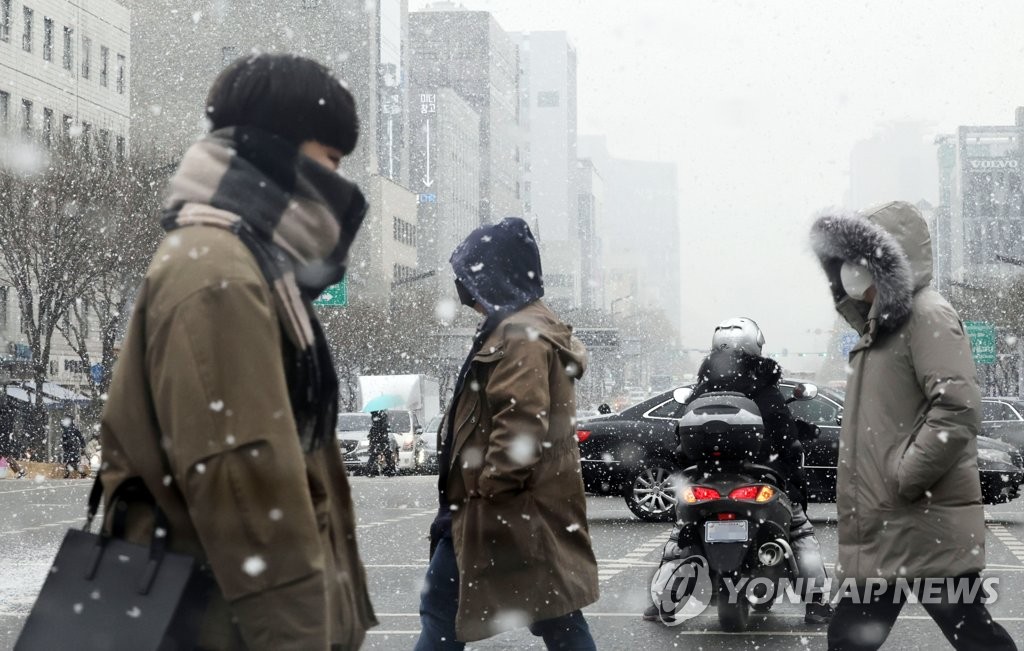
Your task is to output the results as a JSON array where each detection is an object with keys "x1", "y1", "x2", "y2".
[{"x1": 705, "y1": 521, "x2": 748, "y2": 543}]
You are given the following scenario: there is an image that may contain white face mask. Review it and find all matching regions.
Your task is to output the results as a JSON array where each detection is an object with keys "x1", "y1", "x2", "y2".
[{"x1": 840, "y1": 262, "x2": 875, "y2": 301}]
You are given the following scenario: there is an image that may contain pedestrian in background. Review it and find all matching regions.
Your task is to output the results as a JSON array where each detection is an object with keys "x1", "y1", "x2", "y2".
[
  {"x1": 367, "y1": 410, "x2": 396, "y2": 477},
  {"x1": 416, "y1": 217, "x2": 600, "y2": 650},
  {"x1": 59, "y1": 417, "x2": 85, "y2": 478},
  {"x1": 98, "y1": 53, "x2": 376, "y2": 649},
  {"x1": 810, "y1": 201, "x2": 1017, "y2": 650}
]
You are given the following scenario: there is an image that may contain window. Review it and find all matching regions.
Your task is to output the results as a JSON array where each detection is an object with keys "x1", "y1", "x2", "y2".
[
  {"x1": 0, "y1": 91, "x2": 8, "y2": 130},
  {"x1": 0, "y1": 287, "x2": 7, "y2": 330},
  {"x1": 62, "y1": 27, "x2": 73, "y2": 71},
  {"x1": 21, "y1": 6, "x2": 32, "y2": 52},
  {"x1": 982, "y1": 401, "x2": 1017, "y2": 422},
  {"x1": 116, "y1": 54, "x2": 125, "y2": 93},
  {"x1": 221, "y1": 46, "x2": 237, "y2": 64},
  {"x1": 42, "y1": 107, "x2": 52, "y2": 147},
  {"x1": 98, "y1": 128, "x2": 110, "y2": 158},
  {"x1": 647, "y1": 399, "x2": 688, "y2": 420},
  {"x1": 81, "y1": 36, "x2": 90, "y2": 78},
  {"x1": 81, "y1": 121, "x2": 91, "y2": 156},
  {"x1": 392, "y1": 264, "x2": 417, "y2": 284},
  {"x1": 0, "y1": 0, "x2": 9, "y2": 42},
  {"x1": 392, "y1": 217, "x2": 417, "y2": 247},
  {"x1": 537, "y1": 90, "x2": 560, "y2": 107},
  {"x1": 42, "y1": 17, "x2": 51, "y2": 61},
  {"x1": 64, "y1": 359, "x2": 88, "y2": 374},
  {"x1": 20, "y1": 99, "x2": 31, "y2": 134},
  {"x1": 115, "y1": 135, "x2": 125, "y2": 161},
  {"x1": 61, "y1": 114, "x2": 72, "y2": 141},
  {"x1": 99, "y1": 45, "x2": 108, "y2": 87}
]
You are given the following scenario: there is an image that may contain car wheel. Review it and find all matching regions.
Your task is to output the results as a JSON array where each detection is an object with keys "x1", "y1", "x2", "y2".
[{"x1": 625, "y1": 460, "x2": 678, "y2": 522}]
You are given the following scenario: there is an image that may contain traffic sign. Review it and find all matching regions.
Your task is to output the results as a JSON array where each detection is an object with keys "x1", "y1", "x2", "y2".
[
  {"x1": 314, "y1": 277, "x2": 348, "y2": 307},
  {"x1": 964, "y1": 321, "x2": 996, "y2": 365},
  {"x1": 90, "y1": 364, "x2": 104, "y2": 385},
  {"x1": 839, "y1": 331, "x2": 860, "y2": 358}
]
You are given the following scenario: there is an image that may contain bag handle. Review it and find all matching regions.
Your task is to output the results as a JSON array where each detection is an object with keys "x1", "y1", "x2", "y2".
[{"x1": 81, "y1": 473, "x2": 175, "y2": 595}]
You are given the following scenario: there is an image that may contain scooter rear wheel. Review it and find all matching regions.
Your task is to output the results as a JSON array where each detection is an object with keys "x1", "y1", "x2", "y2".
[{"x1": 717, "y1": 577, "x2": 751, "y2": 631}]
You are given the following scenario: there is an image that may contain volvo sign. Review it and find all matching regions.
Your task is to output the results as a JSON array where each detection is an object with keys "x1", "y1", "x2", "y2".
[{"x1": 968, "y1": 159, "x2": 1020, "y2": 169}]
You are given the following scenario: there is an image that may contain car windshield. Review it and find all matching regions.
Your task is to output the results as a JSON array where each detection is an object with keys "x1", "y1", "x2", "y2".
[
  {"x1": 386, "y1": 411, "x2": 411, "y2": 431},
  {"x1": 337, "y1": 414, "x2": 371, "y2": 432}
]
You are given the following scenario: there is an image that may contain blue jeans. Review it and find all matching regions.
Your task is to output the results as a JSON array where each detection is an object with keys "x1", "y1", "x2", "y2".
[{"x1": 414, "y1": 537, "x2": 597, "y2": 650}]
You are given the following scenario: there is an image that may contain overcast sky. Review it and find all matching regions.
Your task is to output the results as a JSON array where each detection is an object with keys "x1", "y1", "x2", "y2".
[{"x1": 410, "y1": 0, "x2": 1024, "y2": 369}]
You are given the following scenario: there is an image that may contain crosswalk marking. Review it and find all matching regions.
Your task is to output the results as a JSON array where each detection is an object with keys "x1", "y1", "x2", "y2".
[
  {"x1": 598, "y1": 531, "x2": 668, "y2": 582},
  {"x1": 986, "y1": 521, "x2": 1024, "y2": 565}
]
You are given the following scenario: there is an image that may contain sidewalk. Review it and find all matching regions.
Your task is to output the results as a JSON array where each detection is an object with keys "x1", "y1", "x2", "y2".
[{"x1": 0, "y1": 461, "x2": 91, "y2": 480}]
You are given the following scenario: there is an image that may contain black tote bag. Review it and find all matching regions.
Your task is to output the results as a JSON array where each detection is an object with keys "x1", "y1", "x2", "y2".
[{"x1": 15, "y1": 477, "x2": 210, "y2": 651}]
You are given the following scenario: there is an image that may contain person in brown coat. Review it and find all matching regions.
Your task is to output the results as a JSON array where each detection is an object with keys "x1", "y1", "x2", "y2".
[
  {"x1": 415, "y1": 218, "x2": 600, "y2": 649},
  {"x1": 98, "y1": 54, "x2": 376, "y2": 649}
]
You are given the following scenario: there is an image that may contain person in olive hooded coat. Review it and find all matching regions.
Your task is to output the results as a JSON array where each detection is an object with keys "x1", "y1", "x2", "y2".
[
  {"x1": 98, "y1": 55, "x2": 376, "y2": 649},
  {"x1": 416, "y1": 218, "x2": 600, "y2": 649},
  {"x1": 811, "y1": 201, "x2": 1016, "y2": 650}
]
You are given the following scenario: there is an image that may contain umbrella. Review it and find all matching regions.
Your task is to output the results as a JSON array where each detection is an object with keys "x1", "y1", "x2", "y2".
[{"x1": 361, "y1": 394, "x2": 405, "y2": 413}]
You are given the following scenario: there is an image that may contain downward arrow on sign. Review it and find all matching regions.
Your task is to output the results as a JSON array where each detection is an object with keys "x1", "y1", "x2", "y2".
[{"x1": 422, "y1": 118, "x2": 434, "y2": 188}]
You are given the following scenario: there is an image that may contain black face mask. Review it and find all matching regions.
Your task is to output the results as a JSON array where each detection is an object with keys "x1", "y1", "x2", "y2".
[{"x1": 455, "y1": 279, "x2": 476, "y2": 308}]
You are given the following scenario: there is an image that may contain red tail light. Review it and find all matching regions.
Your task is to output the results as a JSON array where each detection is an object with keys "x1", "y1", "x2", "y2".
[
  {"x1": 729, "y1": 485, "x2": 775, "y2": 502},
  {"x1": 682, "y1": 486, "x2": 721, "y2": 503},
  {"x1": 576, "y1": 430, "x2": 591, "y2": 443},
  {"x1": 717, "y1": 513, "x2": 737, "y2": 521}
]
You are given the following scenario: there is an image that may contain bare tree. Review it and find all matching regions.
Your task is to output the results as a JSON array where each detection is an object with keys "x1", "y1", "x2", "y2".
[
  {"x1": 58, "y1": 157, "x2": 167, "y2": 400},
  {"x1": 0, "y1": 142, "x2": 120, "y2": 453}
]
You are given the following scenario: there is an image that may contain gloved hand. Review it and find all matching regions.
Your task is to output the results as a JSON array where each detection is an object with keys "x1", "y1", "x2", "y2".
[{"x1": 794, "y1": 419, "x2": 820, "y2": 443}]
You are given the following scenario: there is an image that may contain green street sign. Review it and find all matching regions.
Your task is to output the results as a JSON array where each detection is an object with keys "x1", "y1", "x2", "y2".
[
  {"x1": 964, "y1": 321, "x2": 996, "y2": 365},
  {"x1": 313, "y1": 278, "x2": 348, "y2": 307}
]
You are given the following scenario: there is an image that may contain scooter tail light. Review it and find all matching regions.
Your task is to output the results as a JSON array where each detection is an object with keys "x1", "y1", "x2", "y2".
[
  {"x1": 684, "y1": 486, "x2": 720, "y2": 503},
  {"x1": 755, "y1": 486, "x2": 775, "y2": 502},
  {"x1": 728, "y1": 485, "x2": 761, "y2": 501},
  {"x1": 576, "y1": 430, "x2": 591, "y2": 443},
  {"x1": 717, "y1": 512, "x2": 737, "y2": 521}
]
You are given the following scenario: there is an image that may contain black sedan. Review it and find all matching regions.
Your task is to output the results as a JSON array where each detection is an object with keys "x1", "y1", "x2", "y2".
[{"x1": 578, "y1": 383, "x2": 1024, "y2": 522}]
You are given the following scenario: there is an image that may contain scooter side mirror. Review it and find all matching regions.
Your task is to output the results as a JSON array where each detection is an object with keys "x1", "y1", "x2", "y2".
[
  {"x1": 791, "y1": 383, "x2": 818, "y2": 402},
  {"x1": 672, "y1": 387, "x2": 693, "y2": 404}
]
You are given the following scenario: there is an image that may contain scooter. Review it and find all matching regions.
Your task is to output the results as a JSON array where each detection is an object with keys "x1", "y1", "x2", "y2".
[{"x1": 668, "y1": 384, "x2": 817, "y2": 631}]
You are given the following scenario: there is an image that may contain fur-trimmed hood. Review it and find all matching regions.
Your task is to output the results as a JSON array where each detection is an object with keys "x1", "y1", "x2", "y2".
[{"x1": 810, "y1": 201, "x2": 932, "y2": 334}]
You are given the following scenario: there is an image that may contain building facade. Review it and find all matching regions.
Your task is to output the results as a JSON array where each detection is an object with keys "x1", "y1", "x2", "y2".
[
  {"x1": 514, "y1": 31, "x2": 580, "y2": 309},
  {"x1": 574, "y1": 157, "x2": 603, "y2": 309},
  {"x1": 0, "y1": 0, "x2": 129, "y2": 393},
  {"x1": 409, "y1": 8, "x2": 520, "y2": 225},
  {"x1": 579, "y1": 135, "x2": 682, "y2": 333},
  {"x1": 937, "y1": 110, "x2": 1024, "y2": 285},
  {"x1": 130, "y1": 0, "x2": 421, "y2": 306},
  {"x1": 408, "y1": 87, "x2": 480, "y2": 285},
  {"x1": 0, "y1": 0, "x2": 129, "y2": 156}
]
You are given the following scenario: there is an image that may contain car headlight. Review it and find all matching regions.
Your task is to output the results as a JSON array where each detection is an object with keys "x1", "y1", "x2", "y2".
[{"x1": 978, "y1": 448, "x2": 1013, "y2": 465}]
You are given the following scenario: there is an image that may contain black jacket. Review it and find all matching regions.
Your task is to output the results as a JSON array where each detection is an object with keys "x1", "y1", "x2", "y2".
[
  {"x1": 60, "y1": 425, "x2": 85, "y2": 453},
  {"x1": 689, "y1": 349, "x2": 808, "y2": 509},
  {"x1": 368, "y1": 412, "x2": 390, "y2": 452}
]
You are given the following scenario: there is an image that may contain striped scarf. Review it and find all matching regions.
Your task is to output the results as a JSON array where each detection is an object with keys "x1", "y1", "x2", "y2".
[{"x1": 161, "y1": 127, "x2": 368, "y2": 451}]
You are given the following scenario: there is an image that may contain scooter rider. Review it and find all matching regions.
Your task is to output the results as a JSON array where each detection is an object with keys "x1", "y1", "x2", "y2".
[{"x1": 644, "y1": 317, "x2": 833, "y2": 624}]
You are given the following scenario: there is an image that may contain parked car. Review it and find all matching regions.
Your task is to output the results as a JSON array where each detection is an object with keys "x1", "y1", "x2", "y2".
[
  {"x1": 385, "y1": 410, "x2": 427, "y2": 472},
  {"x1": 981, "y1": 397, "x2": 1024, "y2": 453},
  {"x1": 578, "y1": 384, "x2": 1024, "y2": 522},
  {"x1": 420, "y1": 414, "x2": 443, "y2": 474},
  {"x1": 336, "y1": 412, "x2": 401, "y2": 475}
]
